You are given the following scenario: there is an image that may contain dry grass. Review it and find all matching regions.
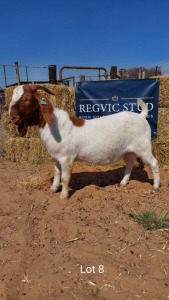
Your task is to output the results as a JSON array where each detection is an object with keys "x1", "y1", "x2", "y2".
[{"x1": 19, "y1": 175, "x2": 50, "y2": 192}]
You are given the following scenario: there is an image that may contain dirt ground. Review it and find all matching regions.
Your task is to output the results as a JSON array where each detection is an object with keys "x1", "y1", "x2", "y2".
[{"x1": 0, "y1": 120, "x2": 169, "y2": 300}]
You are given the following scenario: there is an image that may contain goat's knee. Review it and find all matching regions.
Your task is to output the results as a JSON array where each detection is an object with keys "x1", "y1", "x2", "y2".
[
  {"x1": 49, "y1": 162, "x2": 61, "y2": 194},
  {"x1": 60, "y1": 161, "x2": 73, "y2": 199},
  {"x1": 120, "y1": 153, "x2": 135, "y2": 187}
]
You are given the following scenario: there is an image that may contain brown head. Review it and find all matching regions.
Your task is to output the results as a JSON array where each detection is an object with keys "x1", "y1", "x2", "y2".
[{"x1": 9, "y1": 84, "x2": 55, "y2": 137}]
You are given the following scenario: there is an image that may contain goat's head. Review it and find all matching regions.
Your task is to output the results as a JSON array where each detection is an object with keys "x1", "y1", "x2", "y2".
[{"x1": 9, "y1": 84, "x2": 55, "y2": 137}]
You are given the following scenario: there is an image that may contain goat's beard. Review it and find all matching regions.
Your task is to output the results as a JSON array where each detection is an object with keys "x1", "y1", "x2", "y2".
[
  {"x1": 18, "y1": 120, "x2": 28, "y2": 137},
  {"x1": 10, "y1": 115, "x2": 28, "y2": 137}
]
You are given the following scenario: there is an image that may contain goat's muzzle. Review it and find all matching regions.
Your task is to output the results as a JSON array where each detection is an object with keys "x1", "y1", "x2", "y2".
[
  {"x1": 10, "y1": 115, "x2": 22, "y2": 125},
  {"x1": 10, "y1": 115, "x2": 28, "y2": 137}
]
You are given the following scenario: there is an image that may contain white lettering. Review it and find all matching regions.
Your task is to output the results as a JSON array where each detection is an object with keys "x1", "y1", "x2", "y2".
[
  {"x1": 98, "y1": 265, "x2": 104, "y2": 273},
  {"x1": 78, "y1": 101, "x2": 154, "y2": 115},
  {"x1": 92, "y1": 104, "x2": 100, "y2": 112},
  {"x1": 147, "y1": 103, "x2": 153, "y2": 111},
  {"x1": 79, "y1": 104, "x2": 86, "y2": 113},
  {"x1": 86, "y1": 104, "x2": 92, "y2": 113},
  {"x1": 123, "y1": 103, "x2": 129, "y2": 111},
  {"x1": 80, "y1": 265, "x2": 96, "y2": 273},
  {"x1": 112, "y1": 103, "x2": 120, "y2": 112},
  {"x1": 128, "y1": 102, "x2": 137, "y2": 111},
  {"x1": 100, "y1": 104, "x2": 108, "y2": 112}
]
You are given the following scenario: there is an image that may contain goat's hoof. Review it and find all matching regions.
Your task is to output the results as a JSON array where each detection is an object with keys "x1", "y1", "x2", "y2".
[
  {"x1": 49, "y1": 185, "x2": 61, "y2": 195},
  {"x1": 153, "y1": 185, "x2": 160, "y2": 191},
  {"x1": 120, "y1": 181, "x2": 128, "y2": 187},
  {"x1": 60, "y1": 192, "x2": 69, "y2": 200},
  {"x1": 49, "y1": 187, "x2": 56, "y2": 194}
]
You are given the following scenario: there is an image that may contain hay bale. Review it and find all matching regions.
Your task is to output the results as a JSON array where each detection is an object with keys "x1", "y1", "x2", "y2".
[
  {"x1": 157, "y1": 108, "x2": 169, "y2": 140},
  {"x1": 4, "y1": 84, "x2": 75, "y2": 111},
  {"x1": 3, "y1": 84, "x2": 75, "y2": 164},
  {"x1": 155, "y1": 140, "x2": 169, "y2": 166},
  {"x1": 3, "y1": 84, "x2": 75, "y2": 138},
  {"x1": 153, "y1": 107, "x2": 169, "y2": 165},
  {"x1": 2, "y1": 111, "x2": 38, "y2": 138},
  {"x1": 159, "y1": 76, "x2": 169, "y2": 108},
  {"x1": 5, "y1": 137, "x2": 29, "y2": 162},
  {"x1": 152, "y1": 75, "x2": 169, "y2": 108},
  {"x1": 5, "y1": 137, "x2": 53, "y2": 164},
  {"x1": 3, "y1": 81, "x2": 169, "y2": 166}
]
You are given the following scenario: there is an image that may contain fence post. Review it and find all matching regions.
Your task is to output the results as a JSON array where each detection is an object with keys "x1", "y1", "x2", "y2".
[
  {"x1": 110, "y1": 66, "x2": 117, "y2": 79},
  {"x1": 48, "y1": 65, "x2": 57, "y2": 83},
  {"x1": 80, "y1": 75, "x2": 85, "y2": 82},
  {"x1": 138, "y1": 68, "x2": 142, "y2": 79},
  {"x1": 119, "y1": 68, "x2": 125, "y2": 79},
  {"x1": 25, "y1": 66, "x2": 29, "y2": 82},
  {"x1": 3, "y1": 65, "x2": 7, "y2": 86},
  {"x1": 155, "y1": 66, "x2": 160, "y2": 76},
  {"x1": 14, "y1": 61, "x2": 20, "y2": 85}
]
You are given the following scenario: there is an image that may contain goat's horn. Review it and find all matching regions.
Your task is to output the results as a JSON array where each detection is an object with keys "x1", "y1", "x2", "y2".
[{"x1": 29, "y1": 84, "x2": 55, "y2": 96}]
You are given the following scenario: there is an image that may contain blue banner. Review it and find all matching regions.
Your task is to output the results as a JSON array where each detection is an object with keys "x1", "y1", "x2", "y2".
[{"x1": 75, "y1": 79, "x2": 159, "y2": 137}]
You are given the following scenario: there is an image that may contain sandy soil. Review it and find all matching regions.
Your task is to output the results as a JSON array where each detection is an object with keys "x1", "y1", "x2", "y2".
[{"x1": 0, "y1": 120, "x2": 169, "y2": 300}]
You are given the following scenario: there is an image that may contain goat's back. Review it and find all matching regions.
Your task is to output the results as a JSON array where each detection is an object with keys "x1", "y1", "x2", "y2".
[{"x1": 75, "y1": 111, "x2": 151, "y2": 163}]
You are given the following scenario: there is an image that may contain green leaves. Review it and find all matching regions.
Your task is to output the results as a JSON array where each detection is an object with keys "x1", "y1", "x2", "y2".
[{"x1": 130, "y1": 210, "x2": 169, "y2": 230}]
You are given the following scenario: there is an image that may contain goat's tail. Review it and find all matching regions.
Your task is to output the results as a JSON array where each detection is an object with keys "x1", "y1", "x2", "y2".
[{"x1": 137, "y1": 98, "x2": 148, "y2": 119}]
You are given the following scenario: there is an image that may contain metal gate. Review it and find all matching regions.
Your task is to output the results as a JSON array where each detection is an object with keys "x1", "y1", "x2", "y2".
[{"x1": 59, "y1": 65, "x2": 109, "y2": 86}]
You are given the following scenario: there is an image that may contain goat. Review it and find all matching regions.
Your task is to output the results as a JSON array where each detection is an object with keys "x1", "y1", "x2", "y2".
[{"x1": 9, "y1": 84, "x2": 160, "y2": 199}]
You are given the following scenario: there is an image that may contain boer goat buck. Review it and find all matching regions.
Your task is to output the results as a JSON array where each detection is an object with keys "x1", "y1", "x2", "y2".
[{"x1": 9, "y1": 84, "x2": 160, "y2": 199}]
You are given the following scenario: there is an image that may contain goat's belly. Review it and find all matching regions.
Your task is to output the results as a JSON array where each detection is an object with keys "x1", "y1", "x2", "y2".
[{"x1": 76, "y1": 145, "x2": 122, "y2": 164}]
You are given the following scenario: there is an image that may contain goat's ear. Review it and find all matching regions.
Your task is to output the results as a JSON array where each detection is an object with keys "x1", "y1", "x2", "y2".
[{"x1": 36, "y1": 94, "x2": 54, "y2": 124}]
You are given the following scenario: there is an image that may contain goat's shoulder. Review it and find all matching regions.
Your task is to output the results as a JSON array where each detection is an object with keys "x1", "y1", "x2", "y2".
[
  {"x1": 54, "y1": 108, "x2": 86, "y2": 127},
  {"x1": 69, "y1": 115, "x2": 86, "y2": 127}
]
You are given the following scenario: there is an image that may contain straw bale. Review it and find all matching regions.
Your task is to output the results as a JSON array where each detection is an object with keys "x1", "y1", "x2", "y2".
[
  {"x1": 157, "y1": 108, "x2": 169, "y2": 140},
  {"x1": 152, "y1": 75, "x2": 169, "y2": 107},
  {"x1": 154, "y1": 139, "x2": 169, "y2": 166},
  {"x1": 4, "y1": 84, "x2": 75, "y2": 111},
  {"x1": 3, "y1": 81, "x2": 169, "y2": 166},
  {"x1": 5, "y1": 137, "x2": 53, "y2": 164},
  {"x1": 4, "y1": 86, "x2": 16, "y2": 107},
  {"x1": 3, "y1": 84, "x2": 75, "y2": 138},
  {"x1": 2, "y1": 111, "x2": 18, "y2": 137},
  {"x1": 42, "y1": 84, "x2": 75, "y2": 113},
  {"x1": 5, "y1": 137, "x2": 29, "y2": 162},
  {"x1": 2, "y1": 110, "x2": 38, "y2": 138}
]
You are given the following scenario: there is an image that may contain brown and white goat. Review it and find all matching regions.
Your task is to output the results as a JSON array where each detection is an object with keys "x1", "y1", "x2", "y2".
[{"x1": 9, "y1": 84, "x2": 160, "y2": 199}]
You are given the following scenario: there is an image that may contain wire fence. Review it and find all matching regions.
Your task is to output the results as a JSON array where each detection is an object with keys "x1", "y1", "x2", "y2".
[
  {"x1": 0, "y1": 64, "x2": 49, "y2": 88},
  {"x1": 0, "y1": 63, "x2": 169, "y2": 89},
  {"x1": 160, "y1": 64, "x2": 169, "y2": 75},
  {"x1": 0, "y1": 63, "x2": 108, "y2": 88}
]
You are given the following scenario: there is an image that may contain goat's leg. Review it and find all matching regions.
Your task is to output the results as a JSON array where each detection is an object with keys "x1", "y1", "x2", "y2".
[
  {"x1": 139, "y1": 152, "x2": 160, "y2": 190},
  {"x1": 60, "y1": 160, "x2": 73, "y2": 200},
  {"x1": 49, "y1": 161, "x2": 61, "y2": 194},
  {"x1": 120, "y1": 153, "x2": 136, "y2": 186},
  {"x1": 149, "y1": 156, "x2": 160, "y2": 190}
]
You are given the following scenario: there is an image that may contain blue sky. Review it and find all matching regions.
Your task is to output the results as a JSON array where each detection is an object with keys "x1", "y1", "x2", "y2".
[{"x1": 1, "y1": 0, "x2": 169, "y2": 88}]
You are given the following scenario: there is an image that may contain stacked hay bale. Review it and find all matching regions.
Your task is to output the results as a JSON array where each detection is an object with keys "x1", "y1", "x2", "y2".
[
  {"x1": 152, "y1": 75, "x2": 169, "y2": 166},
  {"x1": 2, "y1": 78, "x2": 169, "y2": 166},
  {"x1": 3, "y1": 84, "x2": 75, "y2": 163}
]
